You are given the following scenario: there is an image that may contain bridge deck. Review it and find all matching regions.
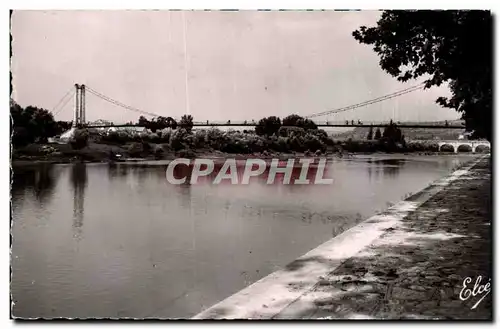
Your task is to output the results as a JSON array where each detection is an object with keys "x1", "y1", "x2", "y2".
[{"x1": 86, "y1": 123, "x2": 465, "y2": 129}]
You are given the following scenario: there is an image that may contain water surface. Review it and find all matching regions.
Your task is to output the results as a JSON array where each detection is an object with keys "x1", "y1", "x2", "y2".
[{"x1": 11, "y1": 154, "x2": 476, "y2": 318}]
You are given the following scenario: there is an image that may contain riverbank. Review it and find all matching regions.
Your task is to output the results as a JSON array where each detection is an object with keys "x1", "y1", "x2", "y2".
[
  {"x1": 11, "y1": 142, "x2": 483, "y2": 166},
  {"x1": 193, "y1": 155, "x2": 491, "y2": 320}
]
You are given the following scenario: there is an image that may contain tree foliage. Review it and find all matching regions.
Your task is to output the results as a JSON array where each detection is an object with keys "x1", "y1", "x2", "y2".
[
  {"x1": 382, "y1": 120, "x2": 404, "y2": 143},
  {"x1": 70, "y1": 129, "x2": 89, "y2": 150},
  {"x1": 255, "y1": 116, "x2": 281, "y2": 136},
  {"x1": 179, "y1": 114, "x2": 194, "y2": 133},
  {"x1": 367, "y1": 126, "x2": 374, "y2": 140},
  {"x1": 138, "y1": 115, "x2": 178, "y2": 132},
  {"x1": 10, "y1": 100, "x2": 61, "y2": 146},
  {"x1": 353, "y1": 10, "x2": 492, "y2": 140},
  {"x1": 282, "y1": 114, "x2": 318, "y2": 130}
]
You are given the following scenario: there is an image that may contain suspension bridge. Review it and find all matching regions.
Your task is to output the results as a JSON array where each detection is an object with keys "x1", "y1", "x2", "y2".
[{"x1": 51, "y1": 82, "x2": 466, "y2": 130}]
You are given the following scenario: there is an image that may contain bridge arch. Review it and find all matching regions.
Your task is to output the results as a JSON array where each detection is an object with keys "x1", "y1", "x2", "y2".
[
  {"x1": 474, "y1": 144, "x2": 490, "y2": 153},
  {"x1": 439, "y1": 144, "x2": 456, "y2": 153},
  {"x1": 457, "y1": 144, "x2": 473, "y2": 153}
]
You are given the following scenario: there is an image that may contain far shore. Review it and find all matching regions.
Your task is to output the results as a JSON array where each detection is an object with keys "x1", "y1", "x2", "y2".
[{"x1": 11, "y1": 142, "x2": 482, "y2": 167}]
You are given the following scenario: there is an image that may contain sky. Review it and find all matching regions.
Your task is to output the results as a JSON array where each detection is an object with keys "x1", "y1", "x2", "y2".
[{"x1": 11, "y1": 10, "x2": 461, "y2": 124}]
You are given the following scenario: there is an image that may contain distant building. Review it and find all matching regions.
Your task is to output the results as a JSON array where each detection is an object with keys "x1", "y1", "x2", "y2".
[
  {"x1": 89, "y1": 119, "x2": 114, "y2": 126},
  {"x1": 106, "y1": 126, "x2": 148, "y2": 134}
]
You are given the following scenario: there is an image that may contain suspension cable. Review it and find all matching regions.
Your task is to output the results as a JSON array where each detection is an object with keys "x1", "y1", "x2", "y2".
[
  {"x1": 51, "y1": 87, "x2": 75, "y2": 113},
  {"x1": 85, "y1": 86, "x2": 161, "y2": 118},
  {"x1": 53, "y1": 89, "x2": 76, "y2": 117},
  {"x1": 305, "y1": 83, "x2": 425, "y2": 118}
]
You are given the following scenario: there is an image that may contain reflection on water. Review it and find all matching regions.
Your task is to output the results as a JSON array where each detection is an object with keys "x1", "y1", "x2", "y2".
[
  {"x1": 11, "y1": 164, "x2": 58, "y2": 206},
  {"x1": 367, "y1": 158, "x2": 405, "y2": 181},
  {"x1": 10, "y1": 154, "x2": 476, "y2": 319},
  {"x1": 70, "y1": 164, "x2": 87, "y2": 240}
]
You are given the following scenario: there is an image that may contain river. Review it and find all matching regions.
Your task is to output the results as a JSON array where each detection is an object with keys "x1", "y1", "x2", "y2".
[{"x1": 10, "y1": 154, "x2": 477, "y2": 318}]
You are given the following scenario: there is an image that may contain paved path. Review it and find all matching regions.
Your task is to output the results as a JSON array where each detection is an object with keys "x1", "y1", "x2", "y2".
[{"x1": 194, "y1": 156, "x2": 491, "y2": 320}]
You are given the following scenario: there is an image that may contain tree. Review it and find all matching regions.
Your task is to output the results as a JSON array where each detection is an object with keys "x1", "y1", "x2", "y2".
[
  {"x1": 300, "y1": 118, "x2": 318, "y2": 130},
  {"x1": 282, "y1": 114, "x2": 318, "y2": 130},
  {"x1": 255, "y1": 116, "x2": 281, "y2": 136},
  {"x1": 367, "y1": 126, "x2": 374, "y2": 140},
  {"x1": 353, "y1": 11, "x2": 492, "y2": 140},
  {"x1": 155, "y1": 116, "x2": 169, "y2": 130},
  {"x1": 166, "y1": 117, "x2": 178, "y2": 129},
  {"x1": 138, "y1": 116, "x2": 149, "y2": 127},
  {"x1": 282, "y1": 114, "x2": 303, "y2": 127},
  {"x1": 374, "y1": 128, "x2": 382, "y2": 140},
  {"x1": 138, "y1": 116, "x2": 177, "y2": 132},
  {"x1": 10, "y1": 101, "x2": 59, "y2": 146},
  {"x1": 179, "y1": 114, "x2": 194, "y2": 133},
  {"x1": 382, "y1": 120, "x2": 404, "y2": 143}
]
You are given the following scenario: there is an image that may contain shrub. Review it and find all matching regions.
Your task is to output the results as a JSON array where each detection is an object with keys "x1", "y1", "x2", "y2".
[
  {"x1": 70, "y1": 129, "x2": 89, "y2": 150},
  {"x1": 277, "y1": 136, "x2": 290, "y2": 152},
  {"x1": 127, "y1": 142, "x2": 144, "y2": 157},
  {"x1": 288, "y1": 135, "x2": 306, "y2": 152},
  {"x1": 307, "y1": 129, "x2": 329, "y2": 143},
  {"x1": 153, "y1": 144, "x2": 164, "y2": 159},
  {"x1": 170, "y1": 128, "x2": 192, "y2": 151},
  {"x1": 205, "y1": 128, "x2": 228, "y2": 150},
  {"x1": 303, "y1": 134, "x2": 326, "y2": 152},
  {"x1": 158, "y1": 128, "x2": 172, "y2": 143},
  {"x1": 222, "y1": 139, "x2": 250, "y2": 154},
  {"x1": 193, "y1": 129, "x2": 207, "y2": 148}
]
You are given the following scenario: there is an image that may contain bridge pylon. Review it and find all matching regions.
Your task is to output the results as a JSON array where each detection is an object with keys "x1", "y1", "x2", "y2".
[{"x1": 73, "y1": 84, "x2": 86, "y2": 128}]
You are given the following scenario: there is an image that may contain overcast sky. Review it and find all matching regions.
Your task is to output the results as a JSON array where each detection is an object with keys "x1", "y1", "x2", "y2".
[{"x1": 11, "y1": 10, "x2": 460, "y2": 124}]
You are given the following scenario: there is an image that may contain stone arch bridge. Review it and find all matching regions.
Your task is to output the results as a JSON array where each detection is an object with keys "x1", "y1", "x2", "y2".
[{"x1": 437, "y1": 140, "x2": 490, "y2": 153}]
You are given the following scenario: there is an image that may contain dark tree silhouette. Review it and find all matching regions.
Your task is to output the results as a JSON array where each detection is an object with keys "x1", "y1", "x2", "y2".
[
  {"x1": 138, "y1": 115, "x2": 178, "y2": 132},
  {"x1": 138, "y1": 116, "x2": 149, "y2": 127},
  {"x1": 10, "y1": 100, "x2": 59, "y2": 146},
  {"x1": 166, "y1": 117, "x2": 178, "y2": 129},
  {"x1": 374, "y1": 128, "x2": 382, "y2": 140},
  {"x1": 282, "y1": 114, "x2": 317, "y2": 130},
  {"x1": 367, "y1": 126, "x2": 374, "y2": 140},
  {"x1": 179, "y1": 114, "x2": 194, "y2": 132},
  {"x1": 382, "y1": 120, "x2": 404, "y2": 142},
  {"x1": 353, "y1": 10, "x2": 492, "y2": 140},
  {"x1": 282, "y1": 114, "x2": 303, "y2": 127},
  {"x1": 255, "y1": 116, "x2": 281, "y2": 136}
]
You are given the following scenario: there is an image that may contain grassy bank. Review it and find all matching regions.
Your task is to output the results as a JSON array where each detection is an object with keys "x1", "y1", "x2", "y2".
[{"x1": 11, "y1": 127, "x2": 488, "y2": 165}]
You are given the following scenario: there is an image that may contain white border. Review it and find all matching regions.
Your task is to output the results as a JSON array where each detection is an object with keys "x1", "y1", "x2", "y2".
[
  {"x1": 3, "y1": 0, "x2": 500, "y2": 10},
  {"x1": 3, "y1": 1, "x2": 498, "y2": 328}
]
